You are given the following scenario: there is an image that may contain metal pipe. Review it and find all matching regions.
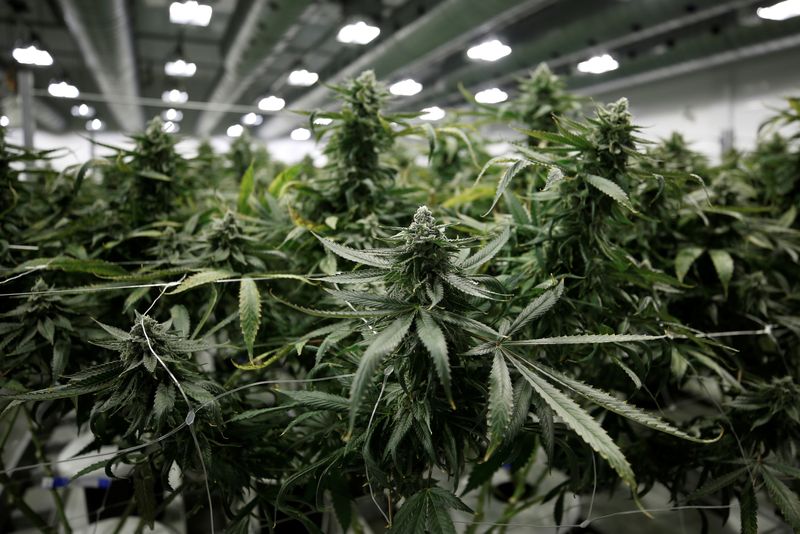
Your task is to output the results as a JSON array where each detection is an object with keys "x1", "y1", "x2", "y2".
[
  {"x1": 260, "y1": 0, "x2": 555, "y2": 139},
  {"x1": 18, "y1": 70, "x2": 34, "y2": 148},
  {"x1": 32, "y1": 89, "x2": 269, "y2": 115},
  {"x1": 57, "y1": 0, "x2": 144, "y2": 132}
]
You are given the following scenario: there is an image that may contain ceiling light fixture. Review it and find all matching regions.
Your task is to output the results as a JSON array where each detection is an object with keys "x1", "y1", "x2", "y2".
[
  {"x1": 258, "y1": 95, "x2": 285, "y2": 111},
  {"x1": 466, "y1": 39, "x2": 511, "y2": 62},
  {"x1": 48, "y1": 81, "x2": 80, "y2": 99},
  {"x1": 71, "y1": 104, "x2": 95, "y2": 118},
  {"x1": 12, "y1": 44, "x2": 53, "y2": 66},
  {"x1": 242, "y1": 112, "x2": 263, "y2": 126},
  {"x1": 162, "y1": 89, "x2": 189, "y2": 103},
  {"x1": 389, "y1": 79, "x2": 423, "y2": 96},
  {"x1": 313, "y1": 117, "x2": 333, "y2": 126},
  {"x1": 291, "y1": 127, "x2": 312, "y2": 141},
  {"x1": 0, "y1": 116, "x2": 9, "y2": 128},
  {"x1": 162, "y1": 121, "x2": 180, "y2": 133},
  {"x1": 757, "y1": 0, "x2": 800, "y2": 20},
  {"x1": 227, "y1": 124, "x2": 243, "y2": 138},
  {"x1": 169, "y1": 1, "x2": 212, "y2": 26},
  {"x1": 162, "y1": 108, "x2": 183, "y2": 122},
  {"x1": 577, "y1": 53, "x2": 619, "y2": 74},
  {"x1": 337, "y1": 21, "x2": 380, "y2": 45},
  {"x1": 165, "y1": 58, "x2": 196, "y2": 77},
  {"x1": 474, "y1": 88, "x2": 508, "y2": 104},
  {"x1": 288, "y1": 69, "x2": 319, "y2": 87},
  {"x1": 86, "y1": 118, "x2": 104, "y2": 132},
  {"x1": 419, "y1": 106, "x2": 445, "y2": 121}
]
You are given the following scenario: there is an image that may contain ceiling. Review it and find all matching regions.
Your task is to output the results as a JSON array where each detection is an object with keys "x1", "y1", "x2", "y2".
[{"x1": 1, "y1": 0, "x2": 799, "y2": 139}]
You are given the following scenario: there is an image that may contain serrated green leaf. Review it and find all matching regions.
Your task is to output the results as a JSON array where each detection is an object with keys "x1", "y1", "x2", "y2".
[
  {"x1": 416, "y1": 311, "x2": 452, "y2": 407},
  {"x1": 154, "y1": 382, "x2": 176, "y2": 422},
  {"x1": 169, "y1": 270, "x2": 233, "y2": 294},
  {"x1": 485, "y1": 159, "x2": 532, "y2": 216},
  {"x1": 762, "y1": 467, "x2": 800, "y2": 531},
  {"x1": 315, "y1": 235, "x2": 391, "y2": 269},
  {"x1": 675, "y1": 247, "x2": 705, "y2": 283},
  {"x1": 460, "y1": 226, "x2": 510, "y2": 270},
  {"x1": 37, "y1": 318, "x2": 54, "y2": 344},
  {"x1": 349, "y1": 314, "x2": 414, "y2": 430},
  {"x1": 585, "y1": 174, "x2": 636, "y2": 212},
  {"x1": 271, "y1": 291, "x2": 398, "y2": 318},
  {"x1": 508, "y1": 333, "x2": 667, "y2": 346},
  {"x1": 315, "y1": 269, "x2": 386, "y2": 284},
  {"x1": 281, "y1": 390, "x2": 349, "y2": 412},
  {"x1": 503, "y1": 189, "x2": 531, "y2": 225},
  {"x1": 486, "y1": 351, "x2": 513, "y2": 459},
  {"x1": 19, "y1": 256, "x2": 128, "y2": 278},
  {"x1": 392, "y1": 488, "x2": 428, "y2": 534},
  {"x1": 52, "y1": 339, "x2": 70, "y2": 381},
  {"x1": 239, "y1": 278, "x2": 261, "y2": 359},
  {"x1": 709, "y1": 249, "x2": 734, "y2": 295},
  {"x1": 507, "y1": 280, "x2": 563, "y2": 336},
  {"x1": 443, "y1": 273, "x2": 504, "y2": 300},
  {"x1": 531, "y1": 361, "x2": 720, "y2": 443},
  {"x1": 510, "y1": 356, "x2": 637, "y2": 490},
  {"x1": 237, "y1": 163, "x2": 255, "y2": 214},
  {"x1": 169, "y1": 305, "x2": 191, "y2": 338}
]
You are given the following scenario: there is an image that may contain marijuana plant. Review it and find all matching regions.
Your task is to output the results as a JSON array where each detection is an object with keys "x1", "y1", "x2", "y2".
[{"x1": 267, "y1": 206, "x2": 716, "y2": 532}]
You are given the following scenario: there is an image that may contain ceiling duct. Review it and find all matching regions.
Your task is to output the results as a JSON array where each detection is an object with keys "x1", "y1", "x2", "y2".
[
  {"x1": 259, "y1": 0, "x2": 556, "y2": 139},
  {"x1": 194, "y1": 0, "x2": 314, "y2": 137},
  {"x1": 402, "y1": 0, "x2": 753, "y2": 108},
  {"x1": 57, "y1": 0, "x2": 143, "y2": 132}
]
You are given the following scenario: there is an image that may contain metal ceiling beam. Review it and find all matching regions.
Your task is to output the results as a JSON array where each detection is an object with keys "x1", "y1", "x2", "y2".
[
  {"x1": 575, "y1": 28, "x2": 800, "y2": 96},
  {"x1": 56, "y1": 0, "x2": 144, "y2": 132},
  {"x1": 401, "y1": 0, "x2": 753, "y2": 109},
  {"x1": 194, "y1": 0, "x2": 314, "y2": 137},
  {"x1": 259, "y1": 0, "x2": 555, "y2": 140}
]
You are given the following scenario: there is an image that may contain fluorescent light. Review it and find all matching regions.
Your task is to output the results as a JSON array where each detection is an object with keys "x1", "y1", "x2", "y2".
[
  {"x1": 48, "y1": 81, "x2": 80, "y2": 99},
  {"x1": 162, "y1": 89, "x2": 189, "y2": 103},
  {"x1": 242, "y1": 112, "x2": 263, "y2": 126},
  {"x1": 12, "y1": 44, "x2": 53, "y2": 66},
  {"x1": 337, "y1": 21, "x2": 380, "y2": 45},
  {"x1": 577, "y1": 54, "x2": 619, "y2": 74},
  {"x1": 86, "y1": 119, "x2": 104, "y2": 132},
  {"x1": 389, "y1": 79, "x2": 422, "y2": 96},
  {"x1": 0, "y1": 115, "x2": 9, "y2": 127},
  {"x1": 291, "y1": 127, "x2": 311, "y2": 141},
  {"x1": 757, "y1": 0, "x2": 800, "y2": 20},
  {"x1": 467, "y1": 39, "x2": 511, "y2": 62},
  {"x1": 288, "y1": 69, "x2": 319, "y2": 87},
  {"x1": 162, "y1": 108, "x2": 183, "y2": 122},
  {"x1": 419, "y1": 106, "x2": 445, "y2": 121},
  {"x1": 475, "y1": 88, "x2": 508, "y2": 104},
  {"x1": 258, "y1": 95, "x2": 285, "y2": 111},
  {"x1": 227, "y1": 124, "x2": 243, "y2": 138},
  {"x1": 165, "y1": 59, "x2": 196, "y2": 77},
  {"x1": 313, "y1": 117, "x2": 333, "y2": 126},
  {"x1": 71, "y1": 104, "x2": 95, "y2": 118},
  {"x1": 169, "y1": 1, "x2": 212, "y2": 26},
  {"x1": 162, "y1": 121, "x2": 180, "y2": 133}
]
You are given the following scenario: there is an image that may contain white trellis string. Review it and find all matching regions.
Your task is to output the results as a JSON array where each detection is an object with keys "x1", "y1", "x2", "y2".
[
  {"x1": 0, "y1": 274, "x2": 312, "y2": 297},
  {"x1": 363, "y1": 369, "x2": 392, "y2": 526},
  {"x1": 139, "y1": 276, "x2": 216, "y2": 534},
  {"x1": 0, "y1": 263, "x2": 49, "y2": 285}
]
